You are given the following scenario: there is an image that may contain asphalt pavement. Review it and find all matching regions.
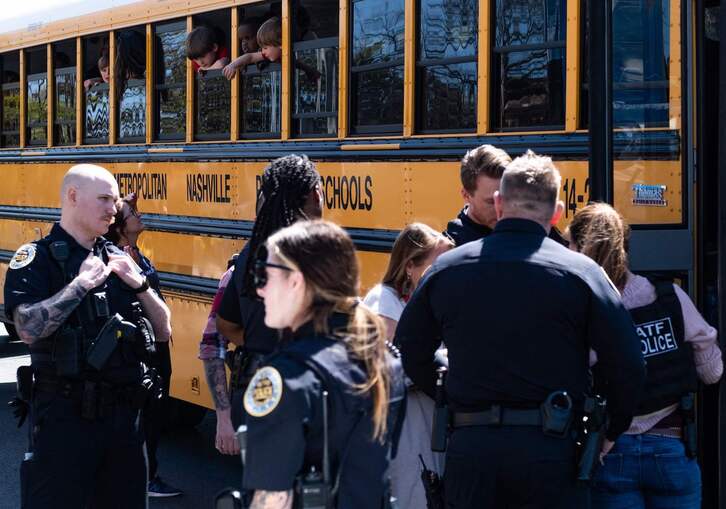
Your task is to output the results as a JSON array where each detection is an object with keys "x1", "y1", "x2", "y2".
[{"x1": 0, "y1": 330, "x2": 241, "y2": 509}]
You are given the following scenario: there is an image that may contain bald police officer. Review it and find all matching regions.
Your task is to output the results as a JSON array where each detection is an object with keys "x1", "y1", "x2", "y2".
[
  {"x1": 396, "y1": 151, "x2": 646, "y2": 508},
  {"x1": 5, "y1": 164, "x2": 171, "y2": 509}
]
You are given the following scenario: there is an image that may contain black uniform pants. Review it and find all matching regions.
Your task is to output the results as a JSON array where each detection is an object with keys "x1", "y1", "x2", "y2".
[
  {"x1": 20, "y1": 390, "x2": 147, "y2": 509},
  {"x1": 143, "y1": 341, "x2": 172, "y2": 480},
  {"x1": 444, "y1": 426, "x2": 588, "y2": 509}
]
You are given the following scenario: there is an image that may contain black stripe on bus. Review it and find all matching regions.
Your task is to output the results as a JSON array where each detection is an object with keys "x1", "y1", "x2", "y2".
[
  {"x1": 0, "y1": 130, "x2": 680, "y2": 162},
  {"x1": 0, "y1": 206, "x2": 400, "y2": 252}
]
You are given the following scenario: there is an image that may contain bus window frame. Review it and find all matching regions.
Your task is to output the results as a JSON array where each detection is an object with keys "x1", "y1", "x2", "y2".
[
  {"x1": 291, "y1": 30, "x2": 340, "y2": 138},
  {"x1": 153, "y1": 19, "x2": 187, "y2": 142},
  {"x1": 239, "y1": 61, "x2": 282, "y2": 139},
  {"x1": 490, "y1": 0, "x2": 568, "y2": 132},
  {"x1": 348, "y1": 0, "x2": 406, "y2": 136},
  {"x1": 53, "y1": 65, "x2": 77, "y2": 146}
]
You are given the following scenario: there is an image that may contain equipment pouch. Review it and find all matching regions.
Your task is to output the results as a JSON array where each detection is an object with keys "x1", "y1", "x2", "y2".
[
  {"x1": 540, "y1": 391, "x2": 573, "y2": 438},
  {"x1": 86, "y1": 313, "x2": 129, "y2": 370},
  {"x1": 54, "y1": 327, "x2": 84, "y2": 377},
  {"x1": 131, "y1": 303, "x2": 156, "y2": 363}
]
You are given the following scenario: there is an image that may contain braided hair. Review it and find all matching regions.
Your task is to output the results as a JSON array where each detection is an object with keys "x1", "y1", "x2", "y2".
[{"x1": 243, "y1": 154, "x2": 321, "y2": 296}]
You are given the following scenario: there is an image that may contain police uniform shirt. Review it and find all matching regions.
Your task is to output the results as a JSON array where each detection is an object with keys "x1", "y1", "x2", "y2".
[
  {"x1": 4, "y1": 223, "x2": 144, "y2": 384},
  {"x1": 242, "y1": 315, "x2": 404, "y2": 508},
  {"x1": 217, "y1": 245, "x2": 277, "y2": 354},
  {"x1": 396, "y1": 218, "x2": 646, "y2": 440}
]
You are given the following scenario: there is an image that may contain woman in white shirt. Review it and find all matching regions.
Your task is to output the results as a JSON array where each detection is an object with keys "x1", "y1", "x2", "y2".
[{"x1": 363, "y1": 222, "x2": 453, "y2": 509}]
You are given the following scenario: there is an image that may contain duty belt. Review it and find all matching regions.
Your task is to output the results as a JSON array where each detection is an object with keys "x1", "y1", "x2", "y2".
[{"x1": 452, "y1": 405, "x2": 542, "y2": 428}]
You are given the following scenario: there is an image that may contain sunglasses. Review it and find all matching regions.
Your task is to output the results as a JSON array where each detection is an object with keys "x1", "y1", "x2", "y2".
[{"x1": 252, "y1": 245, "x2": 294, "y2": 289}]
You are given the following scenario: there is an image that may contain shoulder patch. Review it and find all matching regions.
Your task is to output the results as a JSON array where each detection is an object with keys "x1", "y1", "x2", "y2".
[
  {"x1": 9, "y1": 244, "x2": 37, "y2": 270},
  {"x1": 244, "y1": 366, "x2": 283, "y2": 418}
]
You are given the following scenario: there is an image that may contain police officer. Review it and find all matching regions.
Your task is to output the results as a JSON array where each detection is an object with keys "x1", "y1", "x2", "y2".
[
  {"x1": 568, "y1": 203, "x2": 723, "y2": 508},
  {"x1": 396, "y1": 151, "x2": 646, "y2": 508},
  {"x1": 241, "y1": 220, "x2": 405, "y2": 508},
  {"x1": 4, "y1": 164, "x2": 171, "y2": 509},
  {"x1": 215, "y1": 154, "x2": 323, "y2": 429}
]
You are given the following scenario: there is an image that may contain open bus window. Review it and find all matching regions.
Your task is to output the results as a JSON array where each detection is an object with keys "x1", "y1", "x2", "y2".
[
  {"x1": 350, "y1": 0, "x2": 405, "y2": 134},
  {"x1": 492, "y1": 0, "x2": 566, "y2": 130},
  {"x1": 1, "y1": 52, "x2": 20, "y2": 147},
  {"x1": 236, "y1": 3, "x2": 281, "y2": 138},
  {"x1": 83, "y1": 34, "x2": 109, "y2": 144},
  {"x1": 194, "y1": 10, "x2": 231, "y2": 140},
  {"x1": 26, "y1": 47, "x2": 48, "y2": 146},
  {"x1": 580, "y1": 0, "x2": 670, "y2": 129},
  {"x1": 291, "y1": 0, "x2": 338, "y2": 137},
  {"x1": 154, "y1": 20, "x2": 186, "y2": 141},
  {"x1": 116, "y1": 29, "x2": 147, "y2": 143},
  {"x1": 54, "y1": 41, "x2": 77, "y2": 146},
  {"x1": 417, "y1": 0, "x2": 477, "y2": 132}
]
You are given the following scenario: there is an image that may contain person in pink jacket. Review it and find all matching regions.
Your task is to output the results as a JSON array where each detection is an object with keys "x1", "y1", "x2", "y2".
[{"x1": 568, "y1": 203, "x2": 722, "y2": 509}]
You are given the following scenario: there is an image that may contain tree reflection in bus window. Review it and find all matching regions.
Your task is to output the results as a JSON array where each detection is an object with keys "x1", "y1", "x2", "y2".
[
  {"x1": 492, "y1": 0, "x2": 566, "y2": 130},
  {"x1": 1, "y1": 52, "x2": 20, "y2": 147},
  {"x1": 26, "y1": 48, "x2": 48, "y2": 146},
  {"x1": 241, "y1": 66, "x2": 281, "y2": 136},
  {"x1": 197, "y1": 70, "x2": 231, "y2": 139},
  {"x1": 55, "y1": 67, "x2": 76, "y2": 145},
  {"x1": 351, "y1": 0, "x2": 405, "y2": 133},
  {"x1": 116, "y1": 30, "x2": 146, "y2": 143},
  {"x1": 292, "y1": 0, "x2": 338, "y2": 137},
  {"x1": 155, "y1": 21, "x2": 186, "y2": 140},
  {"x1": 417, "y1": 0, "x2": 477, "y2": 132}
]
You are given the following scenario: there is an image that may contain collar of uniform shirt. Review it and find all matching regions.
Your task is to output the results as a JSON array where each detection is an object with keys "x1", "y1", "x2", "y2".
[{"x1": 491, "y1": 218, "x2": 548, "y2": 237}]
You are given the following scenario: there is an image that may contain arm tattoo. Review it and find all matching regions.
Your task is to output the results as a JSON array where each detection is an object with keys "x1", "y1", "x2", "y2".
[
  {"x1": 249, "y1": 491, "x2": 293, "y2": 509},
  {"x1": 203, "y1": 358, "x2": 231, "y2": 411},
  {"x1": 13, "y1": 280, "x2": 87, "y2": 344}
]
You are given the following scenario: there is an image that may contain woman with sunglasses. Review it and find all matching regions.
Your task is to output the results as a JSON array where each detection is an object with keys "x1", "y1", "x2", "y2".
[
  {"x1": 106, "y1": 192, "x2": 182, "y2": 498},
  {"x1": 363, "y1": 223, "x2": 453, "y2": 509},
  {"x1": 242, "y1": 220, "x2": 405, "y2": 509}
]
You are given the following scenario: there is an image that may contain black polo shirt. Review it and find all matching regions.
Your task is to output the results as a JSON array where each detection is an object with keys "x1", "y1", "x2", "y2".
[
  {"x1": 396, "y1": 218, "x2": 645, "y2": 440},
  {"x1": 444, "y1": 207, "x2": 493, "y2": 247},
  {"x1": 217, "y1": 245, "x2": 277, "y2": 354}
]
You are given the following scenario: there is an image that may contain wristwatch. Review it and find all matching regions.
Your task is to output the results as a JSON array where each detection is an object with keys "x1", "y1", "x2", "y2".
[{"x1": 133, "y1": 277, "x2": 150, "y2": 294}]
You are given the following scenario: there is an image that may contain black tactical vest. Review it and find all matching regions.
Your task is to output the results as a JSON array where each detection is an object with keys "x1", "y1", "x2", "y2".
[
  {"x1": 29, "y1": 237, "x2": 144, "y2": 385},
  {"x1": 280, "y1": 334, "x2": 406, "y2": 509},
  {"x1": 629, "y1": 279, "x2": 698, "y2": 415}
]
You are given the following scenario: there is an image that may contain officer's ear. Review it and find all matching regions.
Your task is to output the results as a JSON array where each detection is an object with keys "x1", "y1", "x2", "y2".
[
  {"x1": 66, "y1": 185, "x2": 78, "y2": 207},
  {"x1": 550, "y1": 200, "x2": 565, "y2": 226},
  {"x1": 493, "y1": 191, "x2": 504, "y2": 220},
  {"x1": 460, "y1": 187, "x2": 470, "y2": 203}
]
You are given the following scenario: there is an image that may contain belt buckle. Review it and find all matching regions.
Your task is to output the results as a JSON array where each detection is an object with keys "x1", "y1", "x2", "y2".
[{"x1": 489, "y1": 404, "x2": 502, "y2": 426}]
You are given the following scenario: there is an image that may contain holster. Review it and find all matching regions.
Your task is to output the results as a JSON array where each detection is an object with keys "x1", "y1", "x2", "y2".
[
  {"x1": 680, "y1": 393, "x2": 697, "y2": 459},
  {"x1": 228, "y1": 349, "x2": 265, "y2": 391}
]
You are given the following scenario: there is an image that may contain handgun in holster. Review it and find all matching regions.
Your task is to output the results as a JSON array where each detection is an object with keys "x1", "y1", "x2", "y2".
[
  {"x1": 8, "y1": 366, "x2": 34, "y2": 427},
  {"x1": 431, "y1": 367, "x2": 449, "y2": 453},
  {"x1": 576, "y1": 395, "x2": 607, "y2": 482},
  {"x1": 227, "y1": 349, "x2": 245, "y2": 390},
  {"x1": 680, "y1": 393, "x2": 697, "y2": 459},
  {"x1": 86, "y1": 313, "x2": 136, "y2": 370}
]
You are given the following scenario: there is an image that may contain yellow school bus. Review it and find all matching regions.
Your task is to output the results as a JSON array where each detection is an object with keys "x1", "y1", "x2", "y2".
[{"x1": 0, "y1": 0, "x2": 723, "y2": 502}]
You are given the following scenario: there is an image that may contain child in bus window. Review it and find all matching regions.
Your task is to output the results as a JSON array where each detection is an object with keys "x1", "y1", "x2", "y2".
[
  {"x1": 83, "y1": 53, "x2": 109, "y2": 91},
  {"x1": 222, "y1": 17, "x2": 262, "y2": 80},
  {"x1": 186, "y1": 26, "x2": 230, "y2": 74}
]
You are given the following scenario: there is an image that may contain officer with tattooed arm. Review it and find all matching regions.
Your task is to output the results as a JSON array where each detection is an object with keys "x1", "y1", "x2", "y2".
[{"x1": 4, "y1": 164, "x2": 171, "y2": 509}]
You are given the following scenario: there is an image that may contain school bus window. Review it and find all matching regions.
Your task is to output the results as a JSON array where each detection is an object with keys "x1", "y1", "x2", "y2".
[
  {"x1": 292, "y1": 0, "x2": 338, "y2": 137},
  {"x1": 491, "y1": 0, "x2": 566, "y2": 130},
  {"x1": 26, "y1": 47, "x2": 48, "y2": 146},
  {"x1": 83, "y1": 34, "x2": 110, "y2": 144},
  {"x1": 115, "y1": 29, "x2": 147, "y2": 144},
  {"x1": 234, "y1": 4, "x2": 282, "y2": 138},
  {"x1": 350, "y1": 0, "x2": 405, "y2": 134},
  {"x1": 53, "y1": 41, "x2": 77, "y2": 146},
  {"x1": 192, "y1": 10, "x2": 231, "y2": 141},
  {"x1": 1, "y1": 52, "x2": 20, "y2": 147},
  {"x1": 154, "y1": 20, "x2": 187, "y2": 141},
  {"x1": 580, "y1": 0, "x2": 671, "y2": 129},
  {"x1": 417, "y1": 0, "x2": 477, "y2": 132}
]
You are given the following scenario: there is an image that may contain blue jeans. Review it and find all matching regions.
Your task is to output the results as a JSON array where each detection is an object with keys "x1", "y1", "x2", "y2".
[{"x1": 591, "y1": 434, "x2": 701, "y2": 509}]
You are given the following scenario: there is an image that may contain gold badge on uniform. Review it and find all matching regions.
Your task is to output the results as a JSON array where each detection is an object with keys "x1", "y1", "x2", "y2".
[
  {"x1": 9, "y1": 244, "x2": 37, "y2": 270},
  {"x1": 243, "y1": 366, "x2": 283, "y2": 417}
]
